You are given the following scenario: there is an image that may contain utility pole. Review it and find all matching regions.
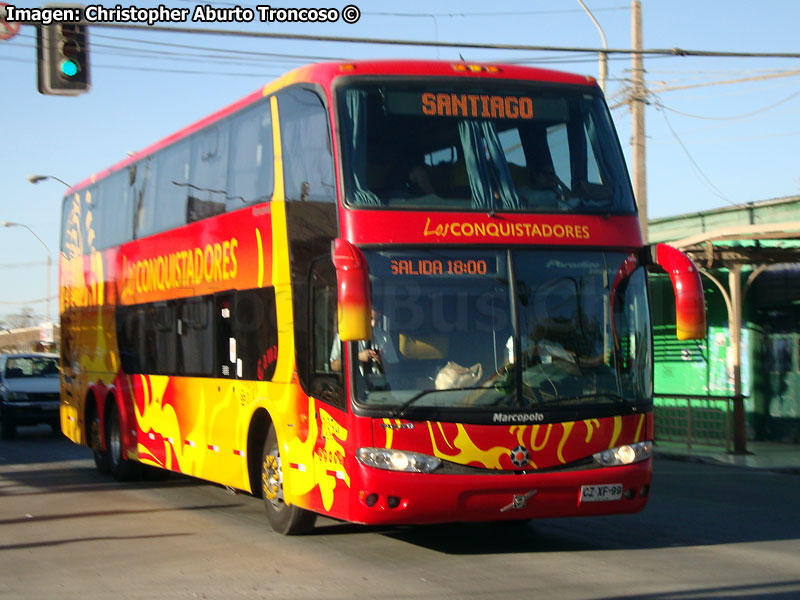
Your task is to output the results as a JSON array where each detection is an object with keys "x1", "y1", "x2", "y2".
[
  {"x1": 630, "y1": 0, "x2": 647, "y2": 242},
  {"x1": 577, "y1": 0, "x2": 608, "y2": 93}
]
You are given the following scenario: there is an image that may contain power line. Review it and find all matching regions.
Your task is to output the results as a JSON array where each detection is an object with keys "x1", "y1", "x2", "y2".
[
  {"x1": 0, "y1": 262, "x2": 47, "y2": 269},
  {"x1": 653, "y1": 101, "x2": 735, "y2": 207},
  {"x1": 88, "y1": 29, "x2": 348, "y2": 63},
  {"x1": 651, "y1": 69, "x2": 800, "y2": 93},
  {"x1": 12, "y1": 20, "x2": 800, "y2": 59},
  {"x1": 11, "y1": 30, "x2": 345, "y2": 67},
  {"x1": 170, "y1": 0, "x2": 631, "y2": 17},
  {"x1": 656, "y1": 88, "x2": 800, "y2": 121},
  {"x1": 0, "y1": 54, "x2": 283, "y2": 77}
]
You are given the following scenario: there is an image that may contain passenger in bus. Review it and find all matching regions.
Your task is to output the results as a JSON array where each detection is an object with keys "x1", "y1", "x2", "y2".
[
  {"x1": 515, "y1": 169, "x2": 562, "y2": 210},
  {"x1": 376, "y1": 144, "x2": 437, "y2": 198}
]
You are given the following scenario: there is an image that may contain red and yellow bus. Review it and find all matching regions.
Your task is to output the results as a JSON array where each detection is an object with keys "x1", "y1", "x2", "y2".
[{"x1": 59, "y1": 60, "x2": 705, "y2": 534}]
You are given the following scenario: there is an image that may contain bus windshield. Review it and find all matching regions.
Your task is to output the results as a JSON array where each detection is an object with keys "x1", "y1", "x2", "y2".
[
  {"x1": 337, "y1": 82, "x2": 635, "y2": 214},
  {"x1": 354, "y1": 249, "x2": 652, "y2": 414}
]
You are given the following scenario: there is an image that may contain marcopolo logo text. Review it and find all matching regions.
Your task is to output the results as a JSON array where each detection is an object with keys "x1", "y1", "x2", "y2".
[{"x1": 493, "y1": 412, "x2": 545, "y2": 424}]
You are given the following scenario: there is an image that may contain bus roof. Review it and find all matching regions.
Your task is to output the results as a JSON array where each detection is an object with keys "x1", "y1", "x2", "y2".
[{"x1": 66, "y1": 59, "x2": 598, "y2": 195}]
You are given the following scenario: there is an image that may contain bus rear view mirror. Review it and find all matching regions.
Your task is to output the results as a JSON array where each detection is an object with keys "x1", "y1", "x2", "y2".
[
  {"x1": 647, "y1": 243, "x2": 706, "y2": 340},
  {"x1": 332, "y1": 238, "x2": 372, "y2": 342}
]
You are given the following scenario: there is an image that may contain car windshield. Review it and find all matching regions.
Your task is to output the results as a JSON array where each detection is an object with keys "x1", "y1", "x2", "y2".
[
  {"x1": 4, "y1": 357, "x2": 59, "y2": 378},
  {"x1": 337, "y1": 81, "x2": 635, "y2": 214},
  {"x1": 352, "y1": 249, "x2": 652, "y2": 414}
]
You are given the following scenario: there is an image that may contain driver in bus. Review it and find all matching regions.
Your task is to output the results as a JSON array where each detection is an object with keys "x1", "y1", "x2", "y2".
[
  {"x1": 505, "y1": 326, "x2": 576, "y2": 366},
  {"x1": 329, "y1": 308, "x2": 398, "y2": 375}
]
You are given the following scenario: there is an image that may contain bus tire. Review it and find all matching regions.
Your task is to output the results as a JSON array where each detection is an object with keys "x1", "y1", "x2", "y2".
[
  {"x1": 261, "y1": 426, "x2": 316, "y2": 535},
  {"x1": 89, "y1": 402, "x2": 110, "y2": 474},
  {"x1": 106, "y1": 402, "x2": 140, "y2": 481}
]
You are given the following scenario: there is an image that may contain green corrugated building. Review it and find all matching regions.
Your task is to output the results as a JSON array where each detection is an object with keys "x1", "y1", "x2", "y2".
[{"x1": 649, "y1": 195, "x2": 800, "y2": 443}]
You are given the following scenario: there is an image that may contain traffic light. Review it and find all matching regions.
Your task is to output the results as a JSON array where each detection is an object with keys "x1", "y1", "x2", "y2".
[{"x1": 37, "y1": 19, "x2": 90, "y2": 96}]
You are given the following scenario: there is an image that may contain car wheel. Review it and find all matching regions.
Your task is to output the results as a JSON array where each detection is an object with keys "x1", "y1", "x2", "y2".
[
  {"x1": 106, "y1": 402, "x2": 140, "y2": 481},
  {"x1": 261, "y1": 426, "x2": 316, "y2": 535}
]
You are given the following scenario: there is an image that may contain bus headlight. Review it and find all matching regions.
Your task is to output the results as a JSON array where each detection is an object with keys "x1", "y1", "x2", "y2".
[
  {"x1": 357, "y1": 447, "x2": 441, "y2": 473},
  {"x1": 593, "y1": 441, "x2": 653, "y2": 466}
]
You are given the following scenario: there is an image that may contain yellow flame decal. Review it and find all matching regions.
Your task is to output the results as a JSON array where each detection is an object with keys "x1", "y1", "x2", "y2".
[
  {"x1": 557, "y1": 421, "x2": 574, "y2": 464},
  {"x1": 609, "y1": 416, "x2": 622, "y2": 449},
  {"x1": 530, "y1": 424, "x2": 553, "y2": 452},
  {"x1": 634, "y1": 413, "x2": 645, "y2": 442},
  {"x1": 316, "y1": 408, "x2": 350, "y2": 511},
  {"x1": 584, "y1": 418, "x2": 600, "y2": 443},
  {"x1": 511, "y1": 424, "x2": 526, "y2": 446},
  {"x1": 381, "y1": 418, "x2": 394, "y2": 448},
  {"x1": 428, "y1": 423, "x2": 507, "y2": 469},
  {"x1": 284, "y1": 395, "x2": 318, "y2": 501},
  {"x1": 436, "y1": 422, "x2": 456, "y2": 451}
]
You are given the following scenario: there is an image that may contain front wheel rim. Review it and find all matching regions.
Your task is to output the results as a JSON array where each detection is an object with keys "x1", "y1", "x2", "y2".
[{"x1": 262, "y1": 449, "x2": 284, "y2": 510}]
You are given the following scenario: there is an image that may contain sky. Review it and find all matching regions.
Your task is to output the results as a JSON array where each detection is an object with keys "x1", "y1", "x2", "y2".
[{"x1": 1, "y1": 0, "x2": 799, "y2": 324}]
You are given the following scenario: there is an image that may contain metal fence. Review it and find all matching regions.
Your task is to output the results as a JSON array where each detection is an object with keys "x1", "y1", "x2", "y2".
[{"x1": 653, "y1": 394, "x2": 736, "y2": 452}]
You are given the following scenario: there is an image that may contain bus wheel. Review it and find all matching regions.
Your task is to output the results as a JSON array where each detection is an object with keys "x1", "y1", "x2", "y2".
[
  {"x1": 90, "y1": 408, "x2": 110, "y2": 474},
  {"x1": 106, "y1": 403, "x2": 140, "y2": 481},
  {"x1": 261, "y1": 427, "x2": 316, "y2": 535}
]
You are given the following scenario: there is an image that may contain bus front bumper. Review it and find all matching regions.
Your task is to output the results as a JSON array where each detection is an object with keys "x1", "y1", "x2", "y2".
[{"x1": 347, "y1": 458, "x2": 652, "y2": 525}]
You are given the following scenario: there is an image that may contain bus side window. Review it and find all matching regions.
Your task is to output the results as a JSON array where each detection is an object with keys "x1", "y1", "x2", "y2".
[
  {"x1": 188, "y1": 122, "x2": 229, "y2": 223},
  {"x1": 139, "y1": 139, "x2": 190, "y2": 237},
  {"x1": 93, "y1": 169, "x2": 134, "y2": 251},
  {"x1": 179, "y1": 296, "x2": 214, "y2": 376},
  {"x1": 116, "y1": 305, "x2": 143, "y2": 374},
  {"x1": 233, "y1": 288, "x2": 279, "y2": 381},
  {"x1": 133, "y1": 156, "x2": 155, "y2": 239},
  {"x1": 213, "y1": 289, "x2": 279, "y2": 381},
  {"x1": 150, "y1": 302, "x2": 178, "y2": 375},
  {"x1": 309, "y1": 257, "x2": 344, "y2": 408},
  {"x1": 227, "y1": 100, "x2": 274, "y2": 210},
  {"x1": 277, "y1": 87, "x2": 335, "y2": 203}
]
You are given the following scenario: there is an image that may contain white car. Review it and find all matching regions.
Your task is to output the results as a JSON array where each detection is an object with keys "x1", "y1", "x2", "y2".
[{"x1": 0, "y1": 353, "x2": 60, "y2": 439}]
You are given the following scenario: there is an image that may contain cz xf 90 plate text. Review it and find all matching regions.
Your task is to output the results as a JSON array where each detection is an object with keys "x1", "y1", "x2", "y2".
[{"x1": 580, "y1": 483, "x2": 623, "y2": 503}]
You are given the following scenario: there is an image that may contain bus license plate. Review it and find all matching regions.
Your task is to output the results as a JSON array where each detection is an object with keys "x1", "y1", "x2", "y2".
[{"x1": 580, "y1": 483, "x2": 623, "y2": 503}]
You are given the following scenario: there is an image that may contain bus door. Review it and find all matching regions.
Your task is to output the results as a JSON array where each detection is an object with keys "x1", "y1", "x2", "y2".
[
  {"x1": 214, "y1": 289, "x2": 279, "y2": 461},
  {"x1": 307, "y1": 256, "x2": 351, "y2": 516}
]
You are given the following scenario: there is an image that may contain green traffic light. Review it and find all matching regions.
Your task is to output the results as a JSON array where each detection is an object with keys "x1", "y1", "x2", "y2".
[{"x1": 60, "y1": 59, "x2": 79, "y2": 78}]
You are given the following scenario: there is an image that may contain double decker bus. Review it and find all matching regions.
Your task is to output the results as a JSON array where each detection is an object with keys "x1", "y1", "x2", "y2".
[{"x1": 59, "y1": 60, "x2": 705, "y2": 534}]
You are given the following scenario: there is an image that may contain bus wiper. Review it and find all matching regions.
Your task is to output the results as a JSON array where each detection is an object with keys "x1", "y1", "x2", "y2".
[
  {"x1": 389, "y1": 390, "x2": 437, "y2": 418},
  {"x1": 542, "y1": 392, "x2": 625, "y2": 405},
  {"x1": 389, "y1": 386, "x2": 489, "y2": 418}
]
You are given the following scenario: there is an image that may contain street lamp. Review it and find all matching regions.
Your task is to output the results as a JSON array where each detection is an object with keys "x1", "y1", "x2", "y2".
[
  {"x1": 26, "y1": 174, "x2": 72, "y2": 189},
  {"x1": 577, "y1": 0, "x2": 608, "y2": 93},
  {"x1": 1, "y1": 221, "x2": 52, "y2": 327}
]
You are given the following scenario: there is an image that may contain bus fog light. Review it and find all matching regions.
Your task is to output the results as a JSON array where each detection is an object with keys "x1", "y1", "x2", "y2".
[
  {"x1": 593, "y1": 441, "x2": 653, "y2": 467},
  {"x1": 357, "y1": 447, "x2": 441, "y2": 473}
]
